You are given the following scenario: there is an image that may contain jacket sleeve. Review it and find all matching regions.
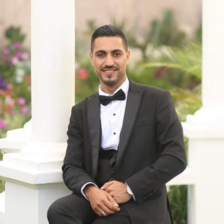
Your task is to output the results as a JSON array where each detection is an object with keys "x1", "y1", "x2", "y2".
[
  {"x1": 62, "y1": 106, "x2": 96, "y2": 196},
  {"x1": 125, "y1": 90, "x2": 187, "y2": 204}
]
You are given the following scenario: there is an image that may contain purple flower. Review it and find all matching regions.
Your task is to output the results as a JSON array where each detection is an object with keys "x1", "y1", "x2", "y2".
[
  {"x1": 17, "y1": 97, "x2": 26, "y2": 105},
  {"x1": 0, "y1": 119, "x2": 6, "y2": 129},
  {"x1": 13, "y1": 42, "x2": 21, "y2": 49},
  {"x1": 21, "y1": 107, "x2": 28, "y2": 115},
  {"x1": 0, "y1": 76, "x2": 8, "y2": 90},
  {"x1": 3, "y1": 49, "x2": 10, "y2": 55}
]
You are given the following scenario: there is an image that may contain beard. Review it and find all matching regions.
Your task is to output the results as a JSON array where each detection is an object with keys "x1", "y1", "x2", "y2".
[
  {"x1": 97, "y1": 66, "x2": 126, "y2": 87},
  {"x1": 101, "y1": 76, "x2": 118, "y2": 86}
]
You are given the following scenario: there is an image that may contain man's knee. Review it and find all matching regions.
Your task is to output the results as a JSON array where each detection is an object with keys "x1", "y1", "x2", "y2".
[
  {"x1": 47, "y1": 195, "x2": 91, "y2": 224},
  {"x1": 47, "y1": 199, "x2": 61, "y2": 223}
]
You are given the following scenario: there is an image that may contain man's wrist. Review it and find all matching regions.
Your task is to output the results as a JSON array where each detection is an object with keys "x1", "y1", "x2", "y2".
[
  {"x1": 84, "y1": 184, "x2": 98, "y2": 199},
  {"x1": 126, "y1": 184, "x2": 133, "y2": 197},
  {"x1": 125, "y1": 183, "x2": 136, "y2": 201}
]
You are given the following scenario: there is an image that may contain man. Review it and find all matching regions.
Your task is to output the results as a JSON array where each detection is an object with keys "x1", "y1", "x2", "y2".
[{"x1": 47, "y1": 25, "x2": 186, "y2": 224}]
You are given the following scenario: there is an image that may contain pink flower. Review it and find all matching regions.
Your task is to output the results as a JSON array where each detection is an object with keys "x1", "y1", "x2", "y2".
[
  {"x1": 78, "y1": 69, "x2": 88, "y2": 80},
  {"x1": 3, "y1": 49, "x2": 10, "y2": 55},
  {"x1": 5, "y1": 96, "x2": 14, "y2": 108},
  {"x1": 21, "y1": 107, "x2": 28, "y2": 115},
  {"x1": 7, "y1": 84, "x2": 13, "y2": 90},
  {"x1": 0, "y1": 119, "x2": 6, "y2": 129},
  {"x1": 17, "y1": 97, "x2": 26, "y2": 105},
  {"x1": 21, "y1": 53, "x2": 28, "y2": 59},
  {"x1": 16, "y1": 52, "x2": 24, "y2": 59},
  {"x1": 11, "y1": 111, "x2": 16, "y2": 117},
  {"x1": 13, "y1": 42, "x2": 21, "y2": 49},
  {"x1": 11, "y1": 57, "x2": 19, "y2": 65}
]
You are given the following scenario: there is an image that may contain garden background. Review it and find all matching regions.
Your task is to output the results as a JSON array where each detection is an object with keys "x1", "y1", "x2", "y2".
[{"x1": 0, "y1": 1, "x2": 202, "y2": 224}]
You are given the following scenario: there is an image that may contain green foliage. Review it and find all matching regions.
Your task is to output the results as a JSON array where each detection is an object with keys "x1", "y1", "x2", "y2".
[
  {"x1": 144, "y1": 42, "x2": 202, "y2": 80},
  {"x1": 5, "y1": 26, "x2": 26, "y2": 44},
  {"x1": 75, "y1": 58, "x2": 99, "y2": 103},
  {"x1": 171, "y1": 86, "x2": 202, "y2": 122},
  {"x1": 0, "y1": 26, "x2": 31, "y2": 193},
  {"x1": 0, "y1": 28, "x2": 31, "y2": 136},
  {"x1": 0, "y1": 178, "x2": 4, "y2": 194},
  {"x1": 149, "y1": 9, "x2": 187, "y2": 48},
  {"x1": 103, "y1": 9, "x2": 187, "y2": 60},
  {"x1": 85, "y1": 20, "x2": 98, "y2": 36},
  {"x1": 194, "y1": 21, "x2": 202, "y2": 42},
  {"x1": 168, "y1": 185, "x2": 188, "y2": 224}
]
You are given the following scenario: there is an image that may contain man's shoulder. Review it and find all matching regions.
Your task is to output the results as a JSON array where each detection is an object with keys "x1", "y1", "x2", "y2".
[
  {"x1": 71, "y1": 92, "x2": 98, "y2": 111},
  {"x1": 130, "y1": 80, "x2": 168, "y2": 95}
]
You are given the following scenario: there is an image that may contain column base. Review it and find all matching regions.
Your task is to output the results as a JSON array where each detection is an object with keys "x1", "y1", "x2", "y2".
[
  {"x1": 4, "y1": 180, "x2": 71, "y2": 224},
  {"x1": 0, "y1": 141, "x2": 66, "y2": 184},
  {"x1": 0, "y1": 141, "x2": 71, "y2": 224}
]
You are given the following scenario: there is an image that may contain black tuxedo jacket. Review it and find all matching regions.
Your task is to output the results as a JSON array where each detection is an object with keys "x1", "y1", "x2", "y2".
[{"x1": 62, "y1": 80, "x2": 186, "y2": 224}]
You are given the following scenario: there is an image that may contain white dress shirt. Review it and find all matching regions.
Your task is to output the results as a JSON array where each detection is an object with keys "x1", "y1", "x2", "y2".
[
  {"x1": 99, "y1": 78, "x2": 129, "y2": 150},
  {"x1": 81, "y1": 78, "x2": 135, "y2": 200}
]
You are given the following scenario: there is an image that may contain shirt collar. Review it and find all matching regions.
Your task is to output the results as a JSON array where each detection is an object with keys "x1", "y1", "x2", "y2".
[{"x1": 98, "y1": 78, "x2": 129, "y2": 97}]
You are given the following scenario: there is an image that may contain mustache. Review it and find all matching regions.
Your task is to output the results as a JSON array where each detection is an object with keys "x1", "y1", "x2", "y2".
[{"x1": 102, "y1": 66, "x2": 118, "y2": 70}]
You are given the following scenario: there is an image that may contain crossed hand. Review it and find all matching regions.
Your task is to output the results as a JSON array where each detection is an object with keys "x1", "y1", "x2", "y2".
[{"x1": 84, "y1": 181, "x2": 132, "y2": 217}]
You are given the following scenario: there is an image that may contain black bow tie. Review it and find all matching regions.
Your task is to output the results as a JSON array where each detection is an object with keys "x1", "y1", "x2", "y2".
[{"x1": 99, "y1": 89, "x2": 126, "y2": 106}]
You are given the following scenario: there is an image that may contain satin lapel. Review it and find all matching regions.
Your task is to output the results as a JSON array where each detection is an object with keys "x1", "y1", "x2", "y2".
[
  {"x1": 115, "y1": 86, "x2": 144, "y2": 170},
  {"x1": 87, "y1": 94, "x2": 101, "y2": 178}
]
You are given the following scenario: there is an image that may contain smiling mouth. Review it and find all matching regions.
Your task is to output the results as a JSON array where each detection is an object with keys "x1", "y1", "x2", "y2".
[{"x1": 102, "y1": 68, "x2": 118, "y2": 75}]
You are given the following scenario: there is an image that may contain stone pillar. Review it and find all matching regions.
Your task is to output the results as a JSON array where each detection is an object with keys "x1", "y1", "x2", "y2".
[
  {"x1": 183, "y1": 0, "x2": 224, "y2": 223},
  {"x1": 0, "y1": 0, "x2": 75, "y2": 223}
]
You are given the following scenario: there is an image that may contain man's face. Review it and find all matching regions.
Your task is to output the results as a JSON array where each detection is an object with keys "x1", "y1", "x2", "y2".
[{"x1": 90, "y1": 36, "x2": 130, "y2": 92}]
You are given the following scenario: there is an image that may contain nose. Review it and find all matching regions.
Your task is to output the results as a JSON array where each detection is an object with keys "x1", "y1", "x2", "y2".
[{"x1": 105, "y1": 55, "x2": 114, "y2": 67}]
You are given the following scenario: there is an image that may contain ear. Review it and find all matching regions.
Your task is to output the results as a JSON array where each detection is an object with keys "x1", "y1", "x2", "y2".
[
  {"x1": 126, "y1": 50, "x2": 130, "y2": 64},
  {"x1": 90, "y1": 51, "x2": 94, "y2": 66}
]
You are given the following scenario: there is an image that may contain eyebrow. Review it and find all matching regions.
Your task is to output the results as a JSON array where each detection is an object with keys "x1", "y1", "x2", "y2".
[{"x1": 95, "y1": 49, "x2": 123, "y2": 54}]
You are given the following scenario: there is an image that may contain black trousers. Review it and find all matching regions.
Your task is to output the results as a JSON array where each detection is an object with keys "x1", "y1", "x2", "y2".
[
  {"x1": 47, "y1": 194, "x2": 131, "y2": 224},
  {"x1": 47, "y1": 150, "x2": 131, "y2": 224}
]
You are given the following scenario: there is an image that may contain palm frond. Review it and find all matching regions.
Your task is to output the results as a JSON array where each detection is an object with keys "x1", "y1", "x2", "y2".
[{"x1": 143, "y1": 42, "x2": 202, "y2": 79}]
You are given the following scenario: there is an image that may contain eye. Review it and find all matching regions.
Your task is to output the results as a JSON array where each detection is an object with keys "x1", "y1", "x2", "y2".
[
  {"x1": 113, "y1": 51, "x2": 122, "y2": 57},
  {"x1": 96, "y1": 53, "x2": 105, "y2": 57}
]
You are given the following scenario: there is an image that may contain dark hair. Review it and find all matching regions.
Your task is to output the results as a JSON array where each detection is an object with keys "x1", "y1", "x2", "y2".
[{"x1": 91, "y1": 24, "x2": 128, "y2": 52}]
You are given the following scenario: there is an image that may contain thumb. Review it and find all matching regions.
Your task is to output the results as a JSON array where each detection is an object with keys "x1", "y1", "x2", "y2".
[{"x1": 101, "y1": 181, "x2": 114, "y2": 190}]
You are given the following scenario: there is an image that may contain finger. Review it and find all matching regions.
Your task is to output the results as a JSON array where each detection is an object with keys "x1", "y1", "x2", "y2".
[
  {"x1": 95, "y1": 209, "x2": 105, "y2": 217},
  {"x1": 101, "y1": 181, "x2": 114, "y2": 190},
  {"x1": 100, "y1": 204, "x2": 115, "y2": 215},
  {"x1": 98, "y1": 210, "x2": 107, "y2": 217},
  {"x1": 92, "y1": 197, "x2": 116, "y2": 215},
  {"x1": 93, "y1": 206, "x2": 110, "y2": 217},
  {"x1": 107, "y1": 193, "x2": 119, "y2": 208}
]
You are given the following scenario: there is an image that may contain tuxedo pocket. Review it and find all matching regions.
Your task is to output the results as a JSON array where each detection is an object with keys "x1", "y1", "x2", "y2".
[{"x1": 135, "y1": 118, "x2": 150, "y2": 126}]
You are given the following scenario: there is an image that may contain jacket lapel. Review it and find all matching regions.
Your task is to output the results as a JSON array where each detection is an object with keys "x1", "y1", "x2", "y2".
[
  {"x1": 115, "y1": 81, "x2": 144, "y2": 170},
  {"x1": 86, "y1": 94, "x2": 101, "y2": 178}
]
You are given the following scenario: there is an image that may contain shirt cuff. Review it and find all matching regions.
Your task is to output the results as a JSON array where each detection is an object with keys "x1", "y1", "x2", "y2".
[
  {"x1": 126, "y1": 183, "x2": 136, "y2": 201},
  {"x1": 81, "y1": 182, "x2": 98, "y2": 200}
]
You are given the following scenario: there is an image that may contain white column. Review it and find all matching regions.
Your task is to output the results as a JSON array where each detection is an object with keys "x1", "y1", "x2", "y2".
[
  {"x1": 31, "y1": 0, "x2": 74, "y2": 143},
  {"x1": 183, "y1": 0, "x2": 224, "y2": 223},
  {"x1": 0, "y1": 0, "x2": 75, "y2": 224}
]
